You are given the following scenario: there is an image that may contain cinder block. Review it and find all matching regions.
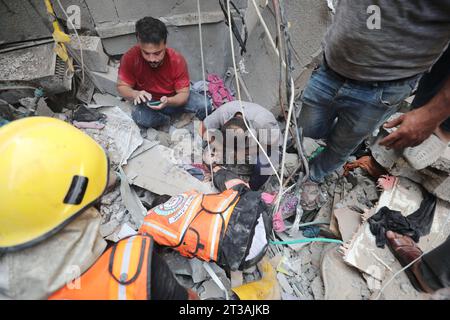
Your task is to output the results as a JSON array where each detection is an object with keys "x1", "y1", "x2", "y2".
[
  {"x1": 69, "y1": 36, "x2": 109, "y2": 73},
  {"x1": 431, "y1": 146, "x2": 450, "y2": 173},
  {"x1": 421, "y1": 169, "x2": 450, "y2": 202},
  {"x1": 91, "y1": 65, "x2": 119, "y2": 96}
]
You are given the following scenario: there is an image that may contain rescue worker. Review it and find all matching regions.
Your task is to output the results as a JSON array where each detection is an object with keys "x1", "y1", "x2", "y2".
[
  {"x1": 117, "y1": 16, "x2": 212, "y2": 129},
  {"x1": 0, "y1": 117, "x2": 198, "y2": 300},
  {"x1": 140, "y1": 165, "x2": 272, "y2": 272}
]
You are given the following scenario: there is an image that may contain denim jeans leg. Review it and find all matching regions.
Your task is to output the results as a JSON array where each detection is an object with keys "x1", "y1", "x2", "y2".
[
  {"x1": 183, "y1": 89, "x2": 213, "y2": 120},
  {"x1": 131, "y1": 103, "x2": 170, "y2": 129},
  {"x1": 298, "y1": 64, "x2": 343, "y2": 140},
  {"x1": 161, "y1": 89, "x2": 213, "y2": 120},
  {"x1": 309, "y1": 78, "x2": 418, "y2": 183}
]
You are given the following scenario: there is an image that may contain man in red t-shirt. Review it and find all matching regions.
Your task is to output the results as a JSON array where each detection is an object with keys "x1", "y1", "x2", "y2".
[{"x1": 117, "y1": 17, "x2": 212, "y2": 129}]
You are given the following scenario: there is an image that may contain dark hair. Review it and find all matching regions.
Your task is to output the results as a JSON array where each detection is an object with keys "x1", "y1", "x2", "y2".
[
  {"x1": 135, "y1": 17, "x2": 168, "y2": 44},
  {"x1": 221, "y1": 116, "x2": 248, "y2": 156},
  {"x1": 222, "y1": 115, "x2": 247, "y2": 133}
]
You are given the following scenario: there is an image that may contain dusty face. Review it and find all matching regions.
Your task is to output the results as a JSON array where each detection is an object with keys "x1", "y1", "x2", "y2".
[{"x1": 139, "y1": 41, "x2": 166, "y2": 68}]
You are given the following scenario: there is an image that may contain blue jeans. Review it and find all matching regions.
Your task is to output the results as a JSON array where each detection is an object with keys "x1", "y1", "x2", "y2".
[
  {"x1": 299, "y1": 60, "x2": 421, "y2": 183},
  {"x1": 131, "y1": 89, "x2": 212, "y2": 128}
]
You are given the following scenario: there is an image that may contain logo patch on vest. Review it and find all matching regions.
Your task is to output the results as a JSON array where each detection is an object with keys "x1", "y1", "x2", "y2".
[
  {"x1": 168, "y1": 195, "x2": 195, "y2": 224},
  {"x1": 154, "y1": 195, "x2": 186, "y2": 216}
]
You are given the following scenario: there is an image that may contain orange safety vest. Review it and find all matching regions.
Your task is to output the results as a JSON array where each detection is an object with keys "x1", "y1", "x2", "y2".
[
  {"x1": 49, "y1": 234, "x2": 153, "y2": 300},
  {"x1": 139, "y1": 189, "x2": 239, "y2": 262}
]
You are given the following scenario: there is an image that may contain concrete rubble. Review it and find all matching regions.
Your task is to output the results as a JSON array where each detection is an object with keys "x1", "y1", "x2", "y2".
[{"x1": 1, "y1": 0, "x2": 448, "y2": 302}]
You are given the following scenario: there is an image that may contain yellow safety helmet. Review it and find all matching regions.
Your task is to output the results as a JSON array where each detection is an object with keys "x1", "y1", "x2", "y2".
[{"x1": 0, "y1": 117, "x2": 109, "y2": 251}]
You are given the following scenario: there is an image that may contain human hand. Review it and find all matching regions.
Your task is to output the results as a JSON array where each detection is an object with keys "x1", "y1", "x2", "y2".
[
  {"x1": 133, "y1": 90, "x2": 152, "y2": 105},
  {"x1": 379, "y1": 107, "x2": 439, "y2": 149},
  {"x1": 149, "y1": 96, "x2": 168, "y2": 110}
]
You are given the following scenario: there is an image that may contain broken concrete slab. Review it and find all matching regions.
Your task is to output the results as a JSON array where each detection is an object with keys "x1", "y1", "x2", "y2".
[
  {"x1": 200, "y1": 279, "x2": 225, "y2": 300},
  {"x1": 92, "y1": 93, "x2": 134, "y2": 116},
  {"x1": 147, "y1": 128, "x2": 171, "y2": 147},
  {"x1": 99, "y1": 219, "x2": 121, "y2": 238},
  {"x1": 321, "y1": 245, "x2": 368, "y2": 300},
  {"x1": 173, "y1": 112, "x2": 195, "y2": 129},
  {"x1": 421, "y1": 169, "x2": 450, "y2": 203},
  {"x1": 123, "y1": 144, "x2": 215, "y2": 196},
  {"x1": 403, "y1": 134, "x2": 448, "y2": 170},
  {"x1": 230, "y1": 271, "x2": 243, "y2": 288},
  {"x1": 91, "y1": 66, "x2": 119, "y2": 96},
  {"x1": 128, "y1": 139, "x2": 159, "y2": 160},
  {"x1": 35, "y1": 99, "x2": 55, "y2": 117},
  {"x1": 105, "y1": 223, "x2": 138, "y2": 242},
  {"x1": 430, "y1": 145, "x2": 450, "y2": 173},
  {"x1": 118, "y1": 168, "x2": 147, "y2": 228},
  {"x1": 370, "y1": 135, "x2": 402, "y2": 170},
  {"x1": 309, "y1": 242, "x2": 327, "y2": 269},
  {"x1": 0, "y1": 42, "x2": 56, "y2": 81},
  {"x1": 189, "y1": 258, "x2": 208, "y2": 284},
  {"x1": 0, "y1": 43, "x2": 72, "y2": 103},
  {"x1": 334, "y1": 207, "x2": 362, "y2": 243},
  {"x1": 98, "y1": 106, "x2": 143, "y2": 166},
  {"x1": 162, "y1": 251, "x2": 192, "y2": 277},
  {"x1": 276, "y1": 273, "x2": 295, "y2": 296},
  {"x1": 69, "y1": 36, "x2": 109, "y2": 73},
  {"x1": 374, "y1": 268, "x2": 431, "y2": 300},
  {"x1": 310, "y1": 276, "x2": 324, "y2": 300}
]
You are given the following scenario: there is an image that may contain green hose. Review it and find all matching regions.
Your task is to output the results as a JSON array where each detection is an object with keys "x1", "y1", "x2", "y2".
[{"x1": 270, "y1": 237, "x2": 343, "y2": 245}]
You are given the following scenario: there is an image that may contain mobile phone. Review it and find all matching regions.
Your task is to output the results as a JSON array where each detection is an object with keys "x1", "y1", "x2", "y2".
[{"x1": 147, "y1": 101, "x2": 161, "y2": 106}]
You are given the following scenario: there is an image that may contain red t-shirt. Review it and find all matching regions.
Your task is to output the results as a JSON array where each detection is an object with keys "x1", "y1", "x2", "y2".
[{"x1": 118, "y1": 46, "x2": 190, "y2": 100}]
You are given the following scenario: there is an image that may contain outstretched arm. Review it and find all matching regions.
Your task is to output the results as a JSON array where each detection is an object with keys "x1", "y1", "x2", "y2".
[{"x1": 379, "y1": 76, "x2": 450, "y2": 149}]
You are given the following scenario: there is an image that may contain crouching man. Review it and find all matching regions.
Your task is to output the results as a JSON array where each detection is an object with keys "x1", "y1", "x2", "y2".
[
  {"x1": 0, "y1": 117, "x2": 197, "y2": 300},
  {"x1": 117, "y1": 16, "x2": 212, "y2": 129}
]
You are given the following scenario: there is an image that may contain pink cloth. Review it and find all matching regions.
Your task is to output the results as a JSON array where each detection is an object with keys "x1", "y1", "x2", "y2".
[
  {"x1": 377, "y1": 175, "x2": 397, "y2": 191},
  {"x1": 73, "y1": 121, "x2": 105, "y2": 130},
  {"x1": 261, "y1": 192, "x2": 276, "y2": 205},
  {"x1": 273, "y1": 210, "x2": 286, "y2": 233},
  {"x1": 207, "y1": 73, "x2": 234, "y2": 108}
]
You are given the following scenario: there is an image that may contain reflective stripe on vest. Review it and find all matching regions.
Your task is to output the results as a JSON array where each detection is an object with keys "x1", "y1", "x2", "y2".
[
  {"x1": 48, "y1": 234, "x2": 153, "y2": 300},
  {"x1": 140, "y1": 189, "x2": 239, "y2": 262}
]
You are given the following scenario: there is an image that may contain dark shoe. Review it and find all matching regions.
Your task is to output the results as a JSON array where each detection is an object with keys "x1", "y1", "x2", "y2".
[{"x1": 386, "y1": 231, "x2": 434, "y2": 293}]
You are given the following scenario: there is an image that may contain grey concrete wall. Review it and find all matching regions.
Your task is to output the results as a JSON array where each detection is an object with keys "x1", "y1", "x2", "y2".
[
  {"x1": 240, "y1": 0, "x2": 331, "y2": 115},
  {"x1": 0, "y1": 0, "x2": 51, "y2": 45}
]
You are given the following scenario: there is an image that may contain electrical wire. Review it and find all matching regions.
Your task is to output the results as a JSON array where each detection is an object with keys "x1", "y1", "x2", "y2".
[
  {"x1": 250, "y1": 0, "x2": 286, "y2": 69},
  {"x1": 225, "y1": 0, "x2": 282, "y2": 186},
  {"x1": 226, "y1": 0, "x2": 285, "y2": 255},
  {"x1": 55, "y1": 0, "x2": 85, "y2": 83},
  {"x1": 196, "y1": 0, "x2": 215, "y2": 185}
]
